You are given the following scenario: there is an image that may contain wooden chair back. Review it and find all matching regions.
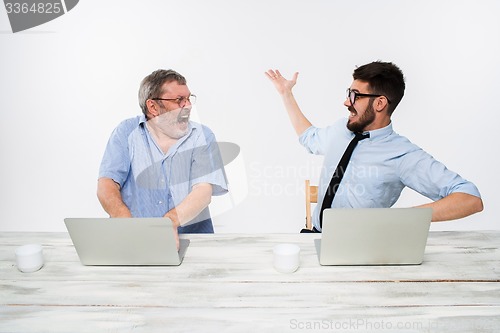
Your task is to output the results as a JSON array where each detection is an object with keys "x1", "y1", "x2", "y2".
[{"x1": 305, "y1": 180, "x2": 318, "y2": 230}]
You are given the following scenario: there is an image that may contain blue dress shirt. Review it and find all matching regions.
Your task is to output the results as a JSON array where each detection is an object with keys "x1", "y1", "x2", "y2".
[
  {"x1": 99, "y1": 115, "x2": 228, "y2": 233},
  {"x1": 299, "y1": 118, "x2": 481, "y2": 231}
]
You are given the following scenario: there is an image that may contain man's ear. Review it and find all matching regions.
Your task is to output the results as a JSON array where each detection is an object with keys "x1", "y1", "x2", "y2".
[
  {"x1": 375, "y1": 96, "x2": 389, "y2": 113},
  {"x1": 146, "y1": 99, "x2": 159, "y2": 117}
]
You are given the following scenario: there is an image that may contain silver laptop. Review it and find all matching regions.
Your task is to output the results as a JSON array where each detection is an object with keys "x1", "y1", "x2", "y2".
[
  {"x1": 316, "y1": 208, "x2": 432, "y2": 265},
  {"x1": 64, "y1": 218, "x2": 189, "y2": 266}
]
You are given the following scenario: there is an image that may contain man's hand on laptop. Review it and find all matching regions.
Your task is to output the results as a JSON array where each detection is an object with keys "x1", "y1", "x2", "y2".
[
  {"x1": 165, "y1": 209, "x2": 180, "y2": 251},
  {"x1": 172, "y1": 226, "x2": 180, "y2": 251}
]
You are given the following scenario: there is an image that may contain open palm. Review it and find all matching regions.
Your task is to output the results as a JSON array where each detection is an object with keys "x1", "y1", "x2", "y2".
[{"x1": 265, "y1": 69, "x2": 299, "y2": 95}]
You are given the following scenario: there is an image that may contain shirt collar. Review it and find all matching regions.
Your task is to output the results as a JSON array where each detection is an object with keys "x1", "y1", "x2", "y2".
[
  {"x1": 343, "y1": 118, "x2": 394, "y2": 142},
  {"x1": 365, "y1": 122, "x2": 394, "y2": 141}
]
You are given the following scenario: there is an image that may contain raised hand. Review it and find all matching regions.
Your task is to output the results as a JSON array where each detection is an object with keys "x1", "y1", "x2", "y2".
[{"x1": 265, "y1": 69, "x2": 299, "y2": 95}]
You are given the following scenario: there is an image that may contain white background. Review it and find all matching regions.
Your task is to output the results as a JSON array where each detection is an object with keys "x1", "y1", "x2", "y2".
[{"x1": 0, "y1": 0, "x2": 498, "y2": 232}]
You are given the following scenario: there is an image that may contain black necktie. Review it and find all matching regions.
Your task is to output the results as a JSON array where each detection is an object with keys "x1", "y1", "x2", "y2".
[{"x1": 319, "y1": 132, "x2": 370, "y2": 228}]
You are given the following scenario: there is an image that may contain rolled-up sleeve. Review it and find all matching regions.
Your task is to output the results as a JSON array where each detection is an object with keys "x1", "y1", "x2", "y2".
[
  {"x1": 299, "y1": 126, "x2": 330, "y2": 155},
  {"x1": 299, "y1": 119, "x2": 348, "y2": 156},
  {"x1": 98, "y1": 119, "x2": 134, "y2": 187}
]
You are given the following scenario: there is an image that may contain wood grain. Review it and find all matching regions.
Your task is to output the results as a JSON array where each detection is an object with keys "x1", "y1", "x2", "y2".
[{"x1": 1, "y1": 231, "x2": 499, "y2": 332}]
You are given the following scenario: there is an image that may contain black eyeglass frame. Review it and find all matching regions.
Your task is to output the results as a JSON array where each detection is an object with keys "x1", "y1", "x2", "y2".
[
  {"x1": 346, "y1": 88, "x2": 391, "y2": 105},
  {"x1": 151, "y1": 94, "x2": 197, "y2": 107}
]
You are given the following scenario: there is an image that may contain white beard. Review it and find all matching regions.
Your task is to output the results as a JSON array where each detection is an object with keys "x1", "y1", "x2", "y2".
[{"x1": 152, "y1": 107, "x2": 191, "y2": 139}]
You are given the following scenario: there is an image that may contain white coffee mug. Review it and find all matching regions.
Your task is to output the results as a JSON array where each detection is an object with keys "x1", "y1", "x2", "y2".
[
  {"x1": 273, "y1": 243, "x2": 300, "y2": 273},
  {"x1": 15, "y1": 244, "x2": 44, "y2": 273}
]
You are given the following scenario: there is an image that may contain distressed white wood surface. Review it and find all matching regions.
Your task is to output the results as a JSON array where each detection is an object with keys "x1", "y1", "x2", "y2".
[{"x1": 1, "y1": 231, "x2": 499, "y2": 332}]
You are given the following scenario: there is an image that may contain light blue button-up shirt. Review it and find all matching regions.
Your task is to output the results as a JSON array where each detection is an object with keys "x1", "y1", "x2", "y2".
[
  {"x1": 99, "y1": 115, "x2": 228, "y2": 228},
  {"x1": 299, "y1": 118, "x2": 481, "y2": 231}
]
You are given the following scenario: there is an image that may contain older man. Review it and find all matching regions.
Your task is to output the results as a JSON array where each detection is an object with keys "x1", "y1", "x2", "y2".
[{"x1": 98, "y1": 69, "x2": 228, "y2": 235}]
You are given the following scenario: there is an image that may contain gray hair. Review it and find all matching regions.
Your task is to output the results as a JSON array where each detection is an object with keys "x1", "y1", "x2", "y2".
[{"x1": 138, "y1": 69, "x2": 187, "y2": 116}]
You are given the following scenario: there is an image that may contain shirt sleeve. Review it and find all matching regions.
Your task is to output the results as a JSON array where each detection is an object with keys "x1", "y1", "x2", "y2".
[
  {"x1": 98, "y1": 119, "x2": 134, "y2": 187},
  {"x1": 299, "y1": 119, "x2": 346, "y2": 155},
  {"x1": 398, "y1": 148, "x2": 481, "y2": 200}
]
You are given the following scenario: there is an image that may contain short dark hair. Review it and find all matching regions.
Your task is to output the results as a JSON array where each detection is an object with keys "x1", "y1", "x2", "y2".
[
  {"x1": 353, "y1": 61, "x2": 405, "y2": 114},
  {"x1": 138, "y1": 69, "x2": 187, "y2": 116}
]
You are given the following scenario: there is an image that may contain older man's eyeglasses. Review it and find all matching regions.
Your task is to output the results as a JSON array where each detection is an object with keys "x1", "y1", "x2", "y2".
[
  {"x1": 151, "y1": 94, "x2": 197, "y2": 108},
  {"x1": 346, "y1": 88, "x2": 391, "y2": 105}
]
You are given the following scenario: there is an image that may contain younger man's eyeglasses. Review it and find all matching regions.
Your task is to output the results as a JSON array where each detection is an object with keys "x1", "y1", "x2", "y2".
[{"x1": 346, "y1": 88, "x2": 391, "y2": 105}]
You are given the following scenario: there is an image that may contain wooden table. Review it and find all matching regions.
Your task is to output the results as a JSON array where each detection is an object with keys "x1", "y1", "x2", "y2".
[{"x1": 1, "y1": 232, "x2": 500, "y2": 332}]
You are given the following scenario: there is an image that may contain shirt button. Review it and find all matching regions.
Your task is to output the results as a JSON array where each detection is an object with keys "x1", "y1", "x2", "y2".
[{"x1": 158, "y1": 200, "x2": 163, "y2": 204}]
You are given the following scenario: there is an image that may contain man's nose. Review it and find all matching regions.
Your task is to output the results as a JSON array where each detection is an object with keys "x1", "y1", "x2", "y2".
[{"x1": 344, "y1": 97, "x2": 352, "y2": 107}]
